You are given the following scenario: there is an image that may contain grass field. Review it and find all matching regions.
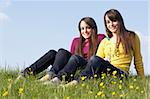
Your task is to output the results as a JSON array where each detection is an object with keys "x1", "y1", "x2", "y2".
[{"x1": 0, "y1": 69, "x2": 149, "y2": 99}]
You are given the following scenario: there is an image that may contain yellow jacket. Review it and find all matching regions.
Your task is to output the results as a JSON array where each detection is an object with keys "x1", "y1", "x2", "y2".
[{"x1": 96, "y1": 33, "x2": 144, "y2": 77}]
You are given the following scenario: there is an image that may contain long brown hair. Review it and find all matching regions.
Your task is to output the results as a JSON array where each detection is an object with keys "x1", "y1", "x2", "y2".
[
  {"x1": 104, "y1": 9, "x2": 135, "y2": 54},
  {"x1": 75, "y1": 17, "x2": 98, "y2": 59}
]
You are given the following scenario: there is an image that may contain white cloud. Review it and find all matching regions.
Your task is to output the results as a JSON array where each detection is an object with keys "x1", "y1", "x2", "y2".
[
  {"x1": 0, "y1": 0, "x2": 11, "y2": 24},
  {"x1": 0, "y1": 0, "x2": 11, "y2": 10},
  {"x1": 0, "y1": 12, "x2": 9, "y2": 24}
]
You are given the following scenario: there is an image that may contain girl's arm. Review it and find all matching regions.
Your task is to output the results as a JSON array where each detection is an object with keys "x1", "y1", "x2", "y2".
[{"x1": 133, "y1": 34, "x2": 144, "y2": 77}]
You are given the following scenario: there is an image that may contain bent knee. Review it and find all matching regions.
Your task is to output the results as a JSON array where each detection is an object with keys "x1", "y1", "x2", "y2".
[
  {"x1": 90, "y1": 55, "x2": 103, "y2": 62},
  {"x1": 48, "y1": 50, "x2": 57, "y2": 55}
]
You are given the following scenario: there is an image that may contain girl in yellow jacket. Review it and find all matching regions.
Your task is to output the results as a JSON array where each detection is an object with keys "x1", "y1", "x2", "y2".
[{"x1": 67, "y1": 9, "x2": 144, "y2": 85}]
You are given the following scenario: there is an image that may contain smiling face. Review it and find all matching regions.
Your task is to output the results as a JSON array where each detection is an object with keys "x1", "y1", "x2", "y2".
[
  {"x1": 105, "y1": 15, "x2": 120, "y2": 34},
  {"x1": 80, "y1": 20, "x2": 93, "y2": 39}
]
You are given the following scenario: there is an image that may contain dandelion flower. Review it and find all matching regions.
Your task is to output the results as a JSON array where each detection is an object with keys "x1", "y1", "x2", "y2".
[
  {"x1": 129, "y1": 85, "x2": 133, "y2": 89},
  {"x1": 120, "y1": 94, "x2": 123, "y2": 97},
  {"x1": 112, "y1": 91, "x2": 116, "y2": 96},
  {"x1": 121, "y1": 74, "x2": 124, "y2": 77},
  {"x1": 101, "y1": 73, "x2": 106, "y2": 77},
  {"x1": 112, "y1": 70, "x2": 117, "y2": 76},
  {"x1": 81, "y1": 84, "x2": 85, "y2": 87},
  {"x1": 141, "y1": 90, "x2": 144, "y2": 94},
  {"x1": 136, "y1": 86, "x2": 139, "y2": 90},
  {"x1": 119, "y1": 80, "x2": 122, "y2": 83},
  {"x1": 94, "y1": 74, "x2": 97, "y2": 78},
  {"x1": 18, "y1": 88, "x2": 24, "y2": 94},
  {"x1": 81, "y1": 76, "x2": 86, "y2": 81},
  {"x1": 99, "y1": 82, "x2": 104, "y2": 87},
  {"x1": 107, "y1": 68, "x2": 111, "y2": 72},
  {"x1": 97, "y1": 91, "x2": 102, "y2": 96},
  {"x1": 119, "y1": 85, "x2": 122, "y2": 90},
  {"x1": 113, "y1": 81, "x2": 116, "y2": 85},
  {"x1": 102, "y1": 85, "x2": 105, "y2": 89},
  {"x1": 66, "y1": 96, "x2": 70, "y2": 99},
  {"x1": 101, "y1": 76, "x2": 105, "y2": 79},
  {"x1": 2, "y1": 91, "x2": 8, "y2": 97}
]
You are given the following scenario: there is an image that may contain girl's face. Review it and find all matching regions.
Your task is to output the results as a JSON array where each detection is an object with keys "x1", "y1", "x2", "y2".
[
  {"x1": 80, "y1": 21, "x2": 93, "y2": 39},
  {"x1": 105, "y1": 15, "x2": 119, "y2": 34}
]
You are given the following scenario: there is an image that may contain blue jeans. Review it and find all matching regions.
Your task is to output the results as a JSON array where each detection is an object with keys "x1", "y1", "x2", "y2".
[
  {"x1": 77, "y1": 55, "x2": 127, "y2": 81},
  {"x1": 23, "y1": 48, "x2": 72, "y2": 75},
  {"x1": 57, "y1": 55, "x2": 88, "y2": 81}
]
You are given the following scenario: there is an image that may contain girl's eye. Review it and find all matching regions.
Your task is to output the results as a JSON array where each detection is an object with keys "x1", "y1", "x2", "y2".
[
  {"x1": 81, "y1": 27, "x2": 84, "y2": 30},
  {"x1": 87, "y1": 27, "x2": 91, "y2": 29},
  {"x1": 106, "y1": 21, "x2": 110, "y2": 24},
  {"x1": 113, "y1": 19, "x2": 117, "y2": 22}
]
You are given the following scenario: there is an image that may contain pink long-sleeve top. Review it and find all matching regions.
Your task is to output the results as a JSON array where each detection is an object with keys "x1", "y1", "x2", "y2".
[{"x1": 70, "y1": 34, "x2": 105, "y2": 59}]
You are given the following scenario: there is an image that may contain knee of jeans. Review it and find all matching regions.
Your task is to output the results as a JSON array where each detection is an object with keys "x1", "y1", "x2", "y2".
[
  {"x1": 58, "y1": 48, "x2": 71, "y2": 55},
  {"x1": 48, "y1": 50, "x2": 57, "y2": 55},
  {"x1": 69, "y1": 55, "x2": 78, "y2": 61},
  {"x1": 89, "y1": 55, "x2": 103, "y2": 69},
  {"x1": 90, "y1": 55, "x2": 102, "y2": 62},
  {"x1": 58, "y1": 48, "x2": 65, "y2": 52}
]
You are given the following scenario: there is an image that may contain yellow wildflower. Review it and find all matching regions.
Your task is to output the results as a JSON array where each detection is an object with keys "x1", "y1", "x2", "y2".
[
  {"x1": 97, "y1": 91, "x2": 102, "y2": 96},
  {"x1": 101, "y1": 73, "x2": 106, "y2": 77},
  {"x1": 113, "y1": 81, "x2": 116, "y2": 85},
  {"x1": 2, "y1": 91, "x2": 8, "y2": 97},
  {"x1": 119, "y1": 80, "x2": 122, "y2": 83},
  {"x1": 102, "y1": 85, "x2": 105, "y2": 89},
  {"x1": 120, "y1": 94, "x2": 123, "y2": 97},
  {"x1": 18, "y1": 88, "x2": 24, "y2": 94},
  {"x1": 66, "y1": 96, "x2": 70, "y2": 99},
  {"x1": 121, "y1": 74, "x2": 124, "y2": 77},
  {"x1": 119, "y1": 85, "x2": 122, "y2": 90},
  {"x1": 99, "y1": 82, "x2": 104, "y2": 87},
  {"x1": 81, "y1": 76, "x2": 86, "y2": 81},
  {"x1": 136, "y1": 86, "x2": 139, "y2": 90},
  {"x1": 111, "y1": 81, "x2": 116, "y2": 84},
  {"x1": 112, "y1": 70, "x2": 117, "y2": 76},
  {"x1": 81, "y1": 84, "x2": 85, "y2": 87},
  {"x1": 129, "y1": 85, "x2": 133, "y2": 89},
  {"x1": 107, "y1": 68, "x2": 111, "y2": 72},
  {"x1": 101, "y1": 76, "x2": 105, "y2": 79},
  {"x1": 112, "y1": 91, "x2": 116, "y2": 96},
  {"x1": 141, "y1": 90, "x2": 144, "y2": 94},
  {"x1": 94, "y1": 74, "x2": 97, "y2": 78}
]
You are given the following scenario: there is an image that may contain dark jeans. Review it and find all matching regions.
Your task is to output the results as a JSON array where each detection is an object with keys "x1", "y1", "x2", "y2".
[
  {"x1": 24, "y1": 48, "x2": 72, "y2": 75},
  {"x1": 57, "y1": 55, "x2": 88, "y2": 81},
  {"x1": 77, "y1": 55, "x2": 127, "y2": 81}
]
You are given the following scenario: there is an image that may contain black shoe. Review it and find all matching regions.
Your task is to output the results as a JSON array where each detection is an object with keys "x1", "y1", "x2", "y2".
[{"x1": 19, "y1": 67, "x2": 33, "y2": 77}]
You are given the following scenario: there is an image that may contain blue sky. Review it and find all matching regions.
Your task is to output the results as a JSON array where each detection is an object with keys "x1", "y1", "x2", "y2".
[{"x1": 0, "y1": 0, "x2": 149, "y2": 75}]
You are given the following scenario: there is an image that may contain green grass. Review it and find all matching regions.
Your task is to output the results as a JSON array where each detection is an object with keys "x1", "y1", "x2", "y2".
[{"x1": 0, "y1": 69, "x2": 149, "y2": 99}]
